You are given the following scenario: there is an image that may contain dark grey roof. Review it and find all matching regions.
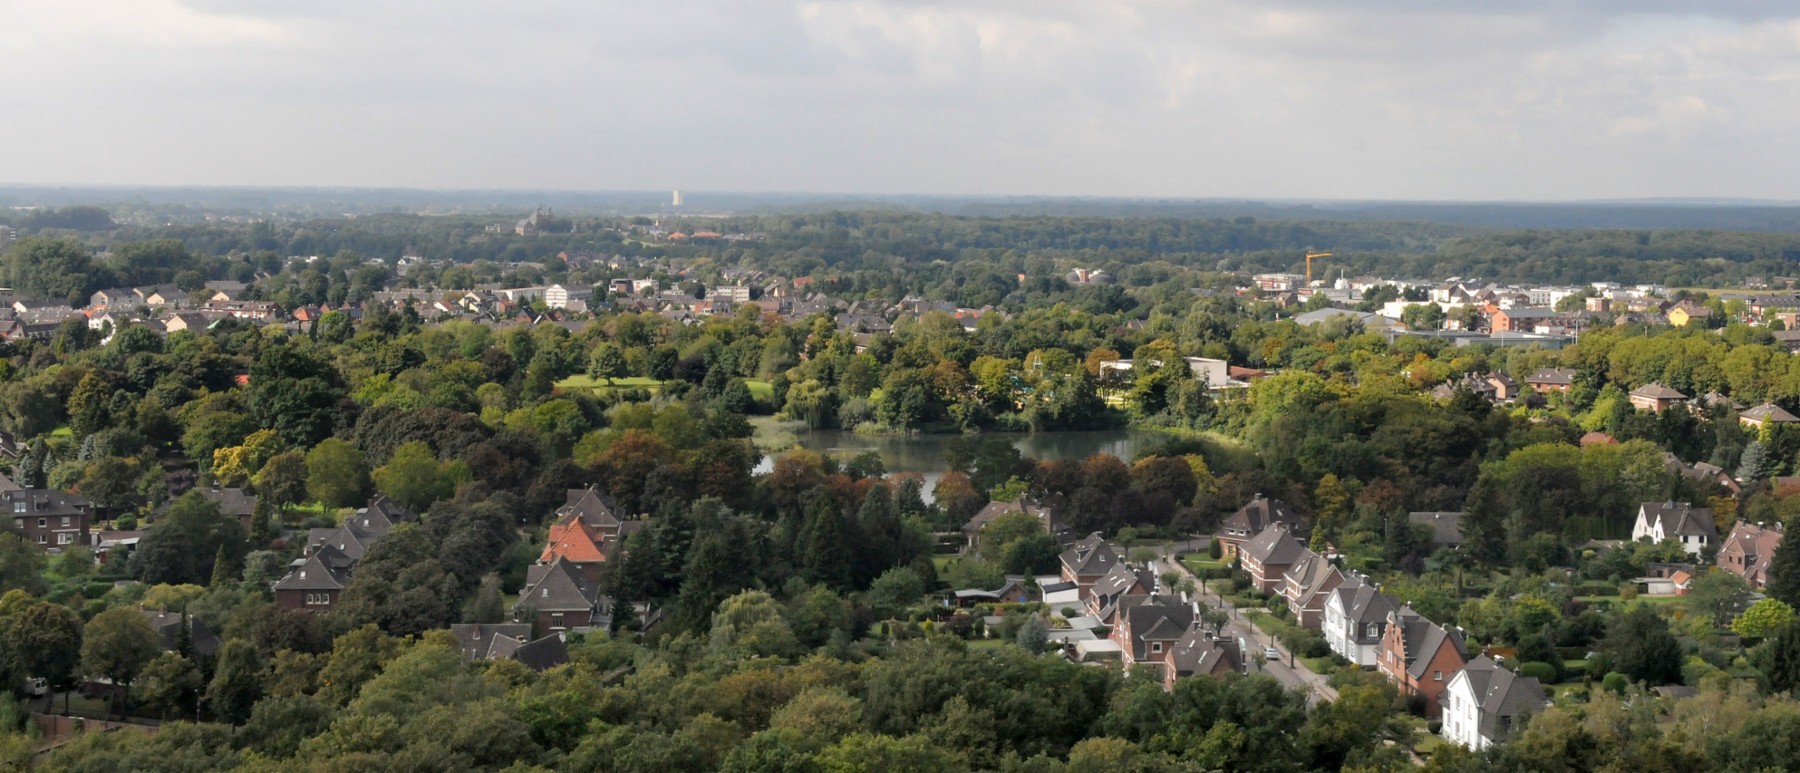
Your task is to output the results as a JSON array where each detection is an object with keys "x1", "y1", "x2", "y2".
[
  {"x1": 1, "y1": 489, "x2": 92, "y2": 518},
  {"x1": 559, "y1": 485, "x2": 623, "y2": 528},
  {"x1": 1059, "y1": 533, "x2": 1119, "y2": 577},
  {"x1": 1639, "y1": 501, "x2": 1717, "y2": 540},
  {"x1": 1396, "y1": 608, "x2": 1467, "y2": 681},
  {"x1": 1122, "y1": 597, "x2": 1195, "y2": 661},
  {"x1": 1243, "y1": 525, "x2": 1307, "y2": 567},
  {"x1": 1741, "y1": 403, "x2": 1800, "y2": 423},
  {"x1": 273, "y1": 550, "x2": 352, "y2": 592},
  {"x1": 1525, "y1": 368, "x2": 1576, "y2": 385},
  {"x1": 448, "y1": 623, "x2": 534, "y2": 661},
  {"x1": 1630, "y1": 382, "x2": 1688, "y2": 400},
  {"x1": 963, "y1": 499, "x2": 1048, "y2": 535},
  {"x1": 515, "y1": 557, "x2": 602, "y2": 615},
  {"x1": 201, "y1": 487, "x2": 257, "y2": 517},
  {"x1": 1457, "y1": 655, "x2": 1547, "y2": 742},
  {"x1": 1167, "y1": 625, "x2": 1240, "y2": 677},
  {"x1": 1221, "y1": 494, "x2": 1298, "y2": 536},
  {"x1": 511, "y1": 634, "x2": 571, "y2": 672}
]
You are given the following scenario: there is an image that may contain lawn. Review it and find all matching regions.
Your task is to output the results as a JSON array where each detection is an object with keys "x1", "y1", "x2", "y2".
[
  {"x1": 50, "y1": 425, "x2": 72, "y2": 438},
  {"x1": 1182, "y1": 555, "x2": 1228, "y2": 574},
  {"x1": 746, "y1": 379, "x2": 774, "y2": 401},
  {"x1": 556, "y1": 375, "x2": 670, "y2": 393}
]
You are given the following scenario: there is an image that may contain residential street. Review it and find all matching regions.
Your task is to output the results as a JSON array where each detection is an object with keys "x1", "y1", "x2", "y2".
[{"x1": 1158, "y1": 544, "x2": 1340, "y2": 706}]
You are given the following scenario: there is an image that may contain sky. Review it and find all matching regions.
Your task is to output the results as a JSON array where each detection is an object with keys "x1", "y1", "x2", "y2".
[{"x1": 2, "y1": 0, "x2": 1799, "y2": 201}]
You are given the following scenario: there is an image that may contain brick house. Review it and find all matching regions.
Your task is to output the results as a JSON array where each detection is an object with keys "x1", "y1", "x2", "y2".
[
  {"x1": 1086, "y1": 561, "x2": 1155, "y2": 624},
  {"x1": 1, "y1": 489, "x2": 93, "y2": 551},
  {"x1": 1718, "y1": 521, "x2": 1783, "y2": 589},
  {"x1": 558, "y1": 485, "x2": 635, "y2": 542},
  {"x1": 1628, "y1": 383, "x2": 1688, "y2": 412},
  {"x1": 539, "y1": 513, "x2": 607, "y2": 584},
  {"x1": 513, "y1": 557, "x2": 608, "y2": 635},
  {"x1": 1524, "y1": 368, "x2": 1576, "y2": 393},
  {"x1": 273, "y1": 545, "x2": 353, "y2": 611},
  {"x1": 1240, "y1": 525, "x2": 1307, "y2": 594},
  {"x1": 1218, "y1": 494, "x2": 1300, "y2": 559},
  {"x1": 1112, "y1": 595, "x2": 1194, "y2": 676},
  {"x1": 1162, "y1": 625, "x2": 1242, "y2": 691},
  {"x1": 1059, "y1": 533, "x2": 1122, "y2": 599},
  {"x1": 1376, "y1": 606, "x2": 1468, "y2": 718},
  {"x1": 1280, "y1": 552, "x2": 1345, "y2": 630}
]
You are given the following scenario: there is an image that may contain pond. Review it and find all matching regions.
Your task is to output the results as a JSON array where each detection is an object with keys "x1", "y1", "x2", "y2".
[{"x1": 754, "y1": 428, "x2": 1167, "y2": 501}]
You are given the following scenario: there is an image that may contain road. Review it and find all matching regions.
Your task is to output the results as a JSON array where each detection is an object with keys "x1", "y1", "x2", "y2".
[{"x1": 1158, "y1": 542, "x2": 1339, "y2": 706}]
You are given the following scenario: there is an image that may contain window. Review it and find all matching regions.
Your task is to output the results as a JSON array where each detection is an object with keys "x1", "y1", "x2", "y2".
[
  {"x1": 1151, "y1": 642, "x2": 1162, "y2": 654},
  {"x1": 57, "y1": 533, "x2": 71, "y2": 545},
  {"x1": 10, "y1": 502, "x2": 22, "y2": 514},
  {"x1": 551, "y1": 613, "x2": 565, "y2": 629},
  {"x1": 36, "y1": 518, "x2": 45, "y2": 528},
  {"x1": 60, "y1": 516, "x2": 69, "y2": 527},
  {"x1": 36, "y1": 535, "x2": 44, "y2": 544},
  {"x1": 1433, "y1": 670, "x2": 1443, "y2": 681}
]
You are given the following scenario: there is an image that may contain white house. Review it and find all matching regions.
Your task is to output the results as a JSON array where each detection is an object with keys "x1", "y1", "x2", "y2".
[
  {"x1": 1323, "y1": 579, "x2": 1396, "y2": 667},
  {"x1": 1631, "y1": 501, "x2": 1716, "y2": 558},
  {"x1": 1441, "y1": 655, "x2": 1546, "y2": 750},
  {"x1": 1097, "y1": 357, "x2": 1229, "y2": 388},
  {"x1": 544, "y1": 284, "x2": 594, "y2": 311}
]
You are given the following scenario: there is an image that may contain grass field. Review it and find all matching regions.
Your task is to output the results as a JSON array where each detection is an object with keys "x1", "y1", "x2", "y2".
[
  {"x1": 50, "y1": 425, "x2": 72, "y2": 438},
  {"x1": 556, "y1": 375, "x2": 670, "y2": 393},
  {"x1": 1181, "y1": 555, "x2": 1228, "y2": 574}
]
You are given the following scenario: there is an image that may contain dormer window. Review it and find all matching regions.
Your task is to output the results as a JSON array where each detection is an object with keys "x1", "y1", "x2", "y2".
[{"x1": 1151, "y1": 642, "x2": 1162, "y2": 654}]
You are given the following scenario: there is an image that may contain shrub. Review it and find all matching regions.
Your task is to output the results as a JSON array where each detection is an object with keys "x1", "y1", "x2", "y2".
[
  {"x1": 1208, "y1": 539, "x2": 1222, "y2": 560},
  {"x1": 1601, "y1": 672, "x2": 1628, "y2": 694},
  {"x1": 1619, "y1": 583, "x2": 1638, "y2": 601},
  {"x1": 1518, "y1": 661, "x2": 1558, "y2": 683}
]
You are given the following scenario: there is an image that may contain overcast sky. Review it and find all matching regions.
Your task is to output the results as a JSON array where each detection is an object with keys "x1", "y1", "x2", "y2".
[{"x1": 3, "y1": 0, "x2": 1798, "y2": 200}]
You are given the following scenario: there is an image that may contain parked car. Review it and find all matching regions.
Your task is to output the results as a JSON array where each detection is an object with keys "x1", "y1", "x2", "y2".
[{"x1": 1265, "y1": 646, "x2": 1281, "y2": 661}]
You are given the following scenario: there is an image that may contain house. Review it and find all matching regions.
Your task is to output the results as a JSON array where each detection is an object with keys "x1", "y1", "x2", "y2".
[
  {"x1": 273, "y1": 546, "x2": 353, "y2": 611},
  {"x1": 1324, "y1": 579, "x2": 1398, "y2": 667},
  {"x1": 557, "y1": 485, "x2": 632, "y2": 541},
  {"x1": 447, "y1": 623, "x2": 572, "y2": 672},
  {"x1": 138, "y1": 285, "x2": 189, "y2": 308},
  {"x1": 1059, "y1": 533, "x2": 1122, "y2": 599},
  {"x1": 203, "y1": 280, "x2": 249, "y2": 301},
  {"x1": 1718, "y1": 521, "x2": 1784, "y2": 589},
  {"x1": 0, "y1": 489, "x2": 93, "y2": 551},
  {"x1": 1376, "y1": 606, "x2": 1468, "y2": 718},
  {"x1": 1280, "y1": 552, "x2": 1345, "y2": 630},
  {"x1": 962, "y1": 499, "x2": 1057, "y2": 547},
  {"x1": 1162, "y1": 625, "x2": 1242, "y2": 691},
  {"x1": 1632, "y1": 501, "x2": 1716, "y2": 558},
  {"x1": 89, "y1": 287, "x2": 138, "y2": 309},
  {"x1": 200, "y1": 486, "x2": 259, "y2": 535},
  {"x1": 1112, "y1": 595, "x2": 1195, "y2": 675},
  {"x1": 1666, "y1": 301, "x2": 1713, "y2": 327},
  {"x1": 1628, "y1": 383, "x2": 1688, "y2": 412},
  {"x1": 1240, "y1": 525, "x2": 1308, "y2": 594},
  {"x1": 1085, "y1": 561, "x2": 1156, "y2": 623},
  {"x1": 1524, "y1": 368, "x2": 1577, "y2": 393},
  {"x1": 1218, "y1": 494, "x2": 1300, "y2": 559},
  {"x1": 1739, "y1": 403, "x2": 1800, "y2": 430},
  {"x1": 512, "y1": 557, "x2": 608, "y2": 634},
  {"x1": 1441, "y1": 655, "x2": 1546, "y2": 750},
  {"x1": 1408, "y1": 512, "x2": 1466, "y2": 550},
  {"x1": 539, "y1": 514, "x2": 608, "y2": 584}
]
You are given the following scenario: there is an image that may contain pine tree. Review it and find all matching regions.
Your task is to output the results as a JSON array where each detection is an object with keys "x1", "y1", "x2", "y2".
[
  {"x1": 249, "y1": 497, "x2": 276, "y2": 549},
  {"x1": 798, "y1": 494, "x2": 853, "y2": 591},
  {"x1": 1738, "y1": 440, "x2": 1771, "y2": 482},
  {"x1": 208, "y1": 545, "x2": 234, "y2": 588}
]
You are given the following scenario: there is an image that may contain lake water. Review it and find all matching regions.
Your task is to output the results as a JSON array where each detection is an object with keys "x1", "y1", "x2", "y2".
[{"x1": 754, "y1": 428, "x2": 1165, "y2": 500}]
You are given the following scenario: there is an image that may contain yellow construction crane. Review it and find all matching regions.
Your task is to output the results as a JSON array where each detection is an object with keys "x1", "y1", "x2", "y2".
[{"x1": 1305, "y1": 251, "x2": 1333, "y2": 284}]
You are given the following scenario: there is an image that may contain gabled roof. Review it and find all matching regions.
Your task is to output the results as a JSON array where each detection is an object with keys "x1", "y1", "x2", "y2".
[
  {"x1": 1, "y1": 488, "x2": 91, "y2": 517},
  {"x1": 1334, "y1": 579, "x2": 1399, "y2": 627},
  {"x1": 1394, "y1": 608, "x2": 1467, "y2": 680},
  {"x1": 1221, "y1": 494, "x2": 1298, "y2": 536},
  {"x1": 559, "y1": 485, "x2": 623, "y2": 529},
  {"x1": 143, "y1": 611, "x2": 222, "y2": 657},
  {"x1": 1639, "y1": 501, "x2": 1717, "y2": 540},
  {"x1": 1242, "y1": 525, "x2": 1307, "y2": 567},
  {"x1": 511, "y1": 634, "x2": 571, "y2": 672},
  {"x1": 201, "y1": 486, "x2": 257, "y2": 517},
  {"x1": 1456, "y1": 655, "x2": 1547, "y2": 741},
  {"x1": 1090, "y1": 561, "x2": 1152, "y2": 602},
  {"x1": 515, "y1": 557, "x2": 602, "y2": 614},
  {"x1": 1060, "y1": 533, "x2": 1119, "y2": 577},
  {"x1": 1122, "y1": 596, "x2": 1195, "y2": 661},
  {"x1": 1284, "y1": 552, "x2": 1343, "y2": 607},
  {"x1": 448, "y1": 623, "x2": 534, "y2": 661},
  {"x1": 1720, "y1": 521, "x2": 1784, "y2": 583},
  {"x1": 963, "y1": 498, "x2": 1050, "y2": 536},
  {"x1": 273, "y1": 550, "x2": 352, "y2": 592},
  {"x1": 1167, "y1": 625, "x2": 1240, "y2": 677},
  {"x1": 539, "y1": 514, "x2": 606, "y2": 564}
]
